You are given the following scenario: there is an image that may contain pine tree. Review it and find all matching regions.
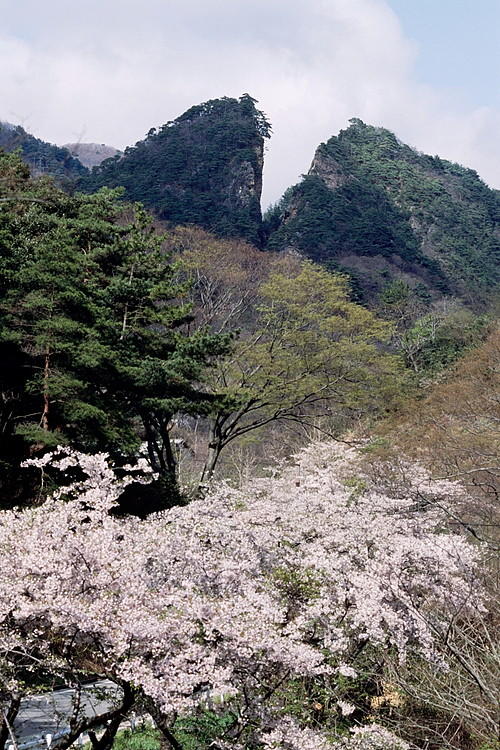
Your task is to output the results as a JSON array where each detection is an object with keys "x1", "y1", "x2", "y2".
[{"x1": 0, "y1": 151, "x2": 229, "y2": 506}]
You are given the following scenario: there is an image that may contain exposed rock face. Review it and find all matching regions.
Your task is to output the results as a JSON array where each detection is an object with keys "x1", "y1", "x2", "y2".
[
  {"x1": 80, "y1": 95, "x2": 270, "y2": 246},
  {"x1": 63, "y1": 143, "x2": 121, "y2": 169},
  {"x1": 225, "y1": 144, "x2": 263, "y2": 210},
  {"x1": 267, "y1": 119, "x2": 500, "y2": 305},
  {"x1": 0, "y1": 122, "x2": 87, "y2": 182},
  {"x1": 308, "y1": 149, "x2": 349, "y2": 190}
]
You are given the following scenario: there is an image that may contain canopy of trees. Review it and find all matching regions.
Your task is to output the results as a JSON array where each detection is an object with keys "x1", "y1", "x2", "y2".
[
  {"x1": 199, "y1": 261, "x2": 406, "y2": 481},
  {"x1": 0, "y1": 151, "x2": 229, "y2": 506},
  {"x1": 173, "y1": 231, "x2": 406, "y2": 482}
]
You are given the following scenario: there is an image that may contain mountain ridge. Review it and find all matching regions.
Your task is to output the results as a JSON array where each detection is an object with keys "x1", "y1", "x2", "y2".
[
  {"x1": 2, "y1": 103, "x2": 498, "y2": 308},
  {"x1": 79, "y1": 94, "x2": 271, "y2": 247},
  {"x1": 63, "y1": 142, "x2": 121, "y2": 169}
]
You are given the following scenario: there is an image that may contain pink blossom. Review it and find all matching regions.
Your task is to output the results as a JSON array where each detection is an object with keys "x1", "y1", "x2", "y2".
[{"x1": 0, "y1": 442, "x2": 484, "y2": 747}]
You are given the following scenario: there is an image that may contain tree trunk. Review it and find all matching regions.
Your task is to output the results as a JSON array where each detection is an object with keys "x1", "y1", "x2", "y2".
[
  {"x1": 87, "y1": 683, "x2": 135, "y2": 750},
  {"x1": 41, "y1": 349, "x2": 50, "y2": 431},
  {"x1": 198, "y1": 421, "x2": 224, "y2": 490},
  {"x1": 143, "y1": 701, "x2": 182, "y2": 750},
  {"x1": 52, "y1": 682, "x2": 135, "y2": 750},
  {"x1": 0, "y1": 696, "x2": 21, "y2": 750},
  {"x1": 199, "y1": 442, "x2": 221, "y2": 488},
  {"x1": 161, "y1": 421, "x2": 177, "y2": 479}
]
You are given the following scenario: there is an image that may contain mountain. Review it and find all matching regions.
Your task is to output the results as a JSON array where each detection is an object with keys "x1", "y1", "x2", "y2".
[
  {"x1": 80, "y1": 94, "x2": 271, "y2": 246},
  {"x1": 0, "y1": 121, "x2": 88, "y2": 183},
  {"x1": 63, "y1": 142, "x2": 121, "y2": 169},
  {"x1": 265, "y1": 119, "x2": 500, "y2": 306},
  {"x1": 4, "y1": 107, "x2": 499, "y2": 308}
]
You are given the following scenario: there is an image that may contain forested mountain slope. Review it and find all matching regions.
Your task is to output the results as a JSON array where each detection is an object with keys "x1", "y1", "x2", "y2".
[
  {"x1": 0, "y1": 121, "x2": 87, "y2": 183},
  {"x1": 266, "y1": 119, "x2": 500, "y2": 306},
  {"x1": 80, "y1": 95, "x2": 270, "y2": 246},
  {"x1": 3, "y1": 106, "x2": 499, "y2": 308}
]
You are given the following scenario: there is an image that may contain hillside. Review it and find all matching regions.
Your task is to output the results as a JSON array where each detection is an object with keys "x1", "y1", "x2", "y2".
[
  {"x1": 80, "y1": 94, "x2": 271, "y2": 246},
  {"x1": 0, "y1": 121, "x2": 87, "y2": 183},
  {"x1": 266, "y1": 119, "x2": 500, "y2": 306}
]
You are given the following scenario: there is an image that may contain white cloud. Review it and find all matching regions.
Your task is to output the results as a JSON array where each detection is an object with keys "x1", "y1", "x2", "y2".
[{"x1": 0, "y1": 0, "x2": 499, "y2": 204}]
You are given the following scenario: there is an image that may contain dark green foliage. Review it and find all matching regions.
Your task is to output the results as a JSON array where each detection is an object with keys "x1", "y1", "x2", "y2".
[
  {"x1": 0, "y1": 151, "x2": 230, "y2": 507},
  {"x1": 268, "y1": 174, "x2": 424, "y2": 262},
  {"x1": 267, "y1": 119, "x2": 500, "y2": 304},
  {"x1": 261, "y1": 199, "x2": 283, "y2": 244},
  {"x1": 379, "y1": 279, "x2": 413, "y2": 306},
  {"x1": 108, "y1": 726, "x2": 160, "y2": 750},
  {"x1": 401, "y1": 310, "x2": 490, "y2": 375},
  {"x1": 378, "y1": 278, "x2": 491, "y2": 375},
  {"x1": 81, "y1": 96, "x2": 270, "y2": 246},
  {"x1": 0, "y1": 122, "x2": 87, "y2": 186}
]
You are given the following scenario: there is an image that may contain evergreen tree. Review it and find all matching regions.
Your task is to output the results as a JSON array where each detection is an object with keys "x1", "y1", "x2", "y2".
[{"x1": 0, "y1": 151, "x2": 229, "y2": 506}]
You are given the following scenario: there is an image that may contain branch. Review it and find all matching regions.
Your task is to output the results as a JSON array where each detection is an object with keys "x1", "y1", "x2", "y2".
[
  {"x1": 0, "y1": 197, "x2": 51, "y2": 204},
  {"x1": 141, "y1": 700, "x2": 183, "y2": 750},
  {"x1": 52, "y1": 682, "x2": 135, "y2": 750}
]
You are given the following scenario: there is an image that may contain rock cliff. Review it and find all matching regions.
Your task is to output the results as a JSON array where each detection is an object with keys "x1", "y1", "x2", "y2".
[{"x1": 80, "y1": 95, "x2": 270, "y2": 246}]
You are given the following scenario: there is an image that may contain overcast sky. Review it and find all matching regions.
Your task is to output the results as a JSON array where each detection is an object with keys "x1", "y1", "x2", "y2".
[{"x1": 1, "y1": 0, "x2": 499, "y2": 204}]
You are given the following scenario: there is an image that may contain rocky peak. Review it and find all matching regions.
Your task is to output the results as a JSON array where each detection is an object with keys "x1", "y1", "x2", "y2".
[
  {"x1": 80, "y1": 95, "x2": 270, "y2": 247},
  {"x1": 266, "y1": 120, "x2": 500, "y2": 305}
]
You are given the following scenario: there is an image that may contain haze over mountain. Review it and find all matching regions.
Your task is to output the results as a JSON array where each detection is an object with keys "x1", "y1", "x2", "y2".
[
  {"x1": 63, "y1": 143, "x2": 121, "y2": 169},
  {"x1": 0, "y1": 122, "x2": 120, "y2": 178},
  {"x1": 0, "y1": 121, "x2": 87, "y2": 182}
]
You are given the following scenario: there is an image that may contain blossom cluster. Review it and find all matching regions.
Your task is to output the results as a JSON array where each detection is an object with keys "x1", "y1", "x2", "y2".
[
  {"x1": 257, "y1": 719, "x2": 409, "y2": 750},
  {"x1": 0, "y1": 442, "x2": 482, "y2": 747}
]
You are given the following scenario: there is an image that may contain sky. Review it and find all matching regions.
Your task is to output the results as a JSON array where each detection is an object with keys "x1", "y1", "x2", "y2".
[{"x1": 1, "y1": 0, "x2": 499, "y2": 205}]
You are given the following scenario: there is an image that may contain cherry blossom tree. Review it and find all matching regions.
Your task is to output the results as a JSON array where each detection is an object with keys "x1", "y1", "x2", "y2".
[{"x1": 0, "y1": 442, "x2": 483, "y2": 749}]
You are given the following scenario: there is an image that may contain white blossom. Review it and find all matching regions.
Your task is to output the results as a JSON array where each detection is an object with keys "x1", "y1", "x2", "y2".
[{"x1": 1, "y1": 442, "x2": 483, "y2": 746}]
